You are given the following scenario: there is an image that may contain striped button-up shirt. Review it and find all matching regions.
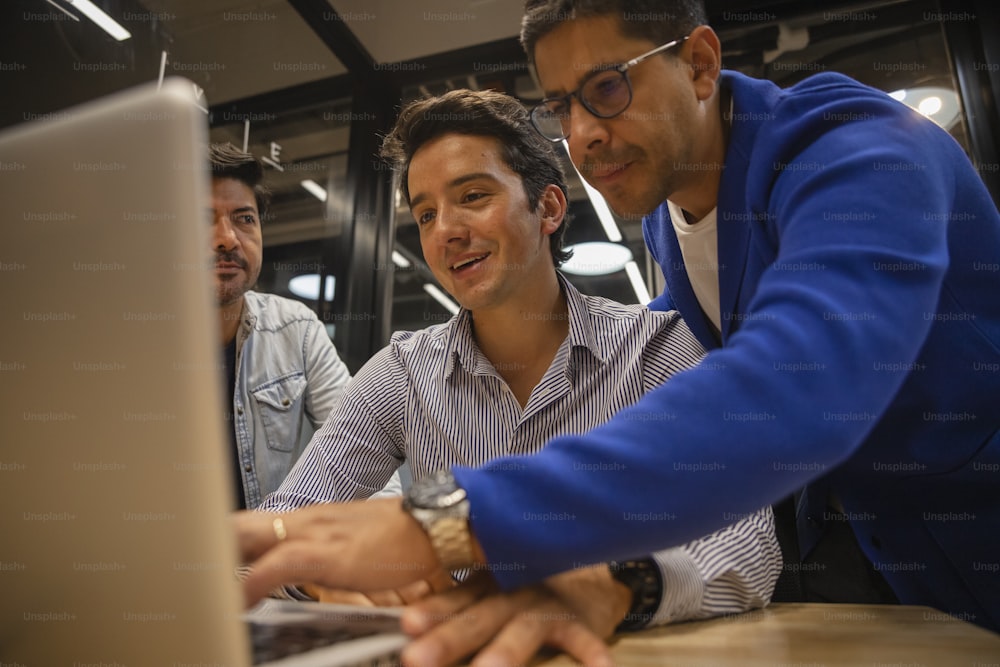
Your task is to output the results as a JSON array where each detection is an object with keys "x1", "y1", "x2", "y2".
[{"x1": 261, "y1": 275, "x2": 781, "y2": 625}]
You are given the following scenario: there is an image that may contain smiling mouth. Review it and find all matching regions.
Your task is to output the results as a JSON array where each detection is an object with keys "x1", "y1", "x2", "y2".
[
  {"x1": 588, "y1": 163, "x2": 629, "y2": 181},
  {"x1": 580, "y1": 153, "x2": 634, "y2": 179},
  {"x1": 450, "y1": 253, "x2": 489, "y2": 271}
]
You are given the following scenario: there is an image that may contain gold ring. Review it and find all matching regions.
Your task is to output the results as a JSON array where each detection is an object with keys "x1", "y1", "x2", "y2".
[{"x1": 272, "y1": 517, "x2": 288, "y2": 542}]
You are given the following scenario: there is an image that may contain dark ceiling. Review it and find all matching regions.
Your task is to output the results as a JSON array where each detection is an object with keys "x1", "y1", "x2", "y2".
[{"x1": 1, "y1": 0, "x2": 989, "y2": 351}]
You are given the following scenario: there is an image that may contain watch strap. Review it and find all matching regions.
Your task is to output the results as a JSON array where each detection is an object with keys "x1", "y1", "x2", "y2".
[
  {"x1": 403, "y1": 470, "x2": 474, "y2": 571},
  {"x1": 424, "y1": 515, "x2": 474, "y2": 571},
  {"x1": 609, "y1": 558, "x2": 663, "y2": 632}
]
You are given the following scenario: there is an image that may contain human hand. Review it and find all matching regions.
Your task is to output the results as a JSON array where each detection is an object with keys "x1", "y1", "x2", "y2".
[
  {"x1": 301, "y1": 570, "x2": 457, "y2": 607},
  {"x1": 232, "y1": 499, "x2": 441, "y2": 607},
  {"x1": 398, "y1": 565, "x2": 632, "y2": 667}
]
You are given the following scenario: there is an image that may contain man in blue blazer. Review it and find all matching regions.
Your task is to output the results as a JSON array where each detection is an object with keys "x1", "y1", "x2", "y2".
[{"x1": 235, "y1": 1, "x2": 1000, "y2": 663}]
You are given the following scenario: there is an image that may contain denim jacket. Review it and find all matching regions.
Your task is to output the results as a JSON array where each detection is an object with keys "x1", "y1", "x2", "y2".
[{"x1": 232, "y1": 291, "x2": 352, "y2": 508}]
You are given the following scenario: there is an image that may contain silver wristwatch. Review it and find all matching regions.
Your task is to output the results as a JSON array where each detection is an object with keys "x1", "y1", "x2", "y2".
[{"x1": 402, "y1": 469, "x2": 474, "y2": 571}]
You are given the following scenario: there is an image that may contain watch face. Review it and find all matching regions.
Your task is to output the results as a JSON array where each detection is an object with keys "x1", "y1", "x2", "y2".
[{"x1": 408, "y1": 470, "x2": 467, "y2": 509}]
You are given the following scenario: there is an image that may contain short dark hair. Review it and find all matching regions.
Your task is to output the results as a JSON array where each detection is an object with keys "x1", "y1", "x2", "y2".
[
  {"x1": 521, "y1": 0, "x2": 707, "y2": 64},
  {"x1": 380, "y1": 89, "x2": 572, "y2": 267},
  {"x1": 209, "y1": 142, "x2": 271, "y2": 220}
]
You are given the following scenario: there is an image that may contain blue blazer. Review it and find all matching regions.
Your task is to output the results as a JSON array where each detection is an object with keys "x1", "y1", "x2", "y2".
[
  {"x1": 457, "y1": 71, "x2": 1000, "y2": 630},
  {"x1": 643, "y1": 71, "x2": 1000, "y2": 627}
]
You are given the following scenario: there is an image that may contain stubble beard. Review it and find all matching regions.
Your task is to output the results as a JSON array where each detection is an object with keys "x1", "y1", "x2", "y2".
[
  {"x1": 216, "y1": 269, "x2": 256, "y2": 307},
  {"x1": 214, "y1": 249, "x2": 256, "y2": 307},
  {"x1": 216, "y1": 281, "x2": 247, "y2": 308}
]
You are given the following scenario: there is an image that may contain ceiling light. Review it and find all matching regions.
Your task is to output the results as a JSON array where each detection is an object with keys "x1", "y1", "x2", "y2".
[
  {"x1": 301, "y1": 179, "x2": 327, "y2": 202},
  {"x1": 288, "y1": 274, "x2": 335, "y2": 302},
  {"x1": 888, "y1": 86, "x2": 961, "y2": 130},
  {"x1": 918, "y1": 96, "x2": 942, "y2": 116},
  {"x1": 391, "y1": 250, "x2": 411, "y2": 269},
  {"x1": 624, "y1": 260, "x2": 651, "y2": 305},
  {"x1": 423, "y1": 284, "x2": 459, "y2": 315},
  {"x1": 564, "y1": 140, "x2": 623, "y2": 242},
  {"x1": 560, "y1": 242, "x2": 633, "y2": 276},
  {"x1": 64, "y1": 0, "x2": 131, "y2": 41}
]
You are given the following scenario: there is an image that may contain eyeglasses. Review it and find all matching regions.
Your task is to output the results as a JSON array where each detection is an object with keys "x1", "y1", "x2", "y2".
[{"x1": 530, "y1": 36, "x2": 689, "y2": 142}]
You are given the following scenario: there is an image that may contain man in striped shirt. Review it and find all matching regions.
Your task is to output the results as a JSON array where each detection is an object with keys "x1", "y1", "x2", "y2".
[{"x1": 240, "y1": 89, "x2": 780, "y2": 663}]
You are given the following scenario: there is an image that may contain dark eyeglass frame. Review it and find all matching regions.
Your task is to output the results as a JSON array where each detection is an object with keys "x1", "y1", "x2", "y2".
[{"x1": 530, "y1": 35, "x2": 690, "y2": 142}]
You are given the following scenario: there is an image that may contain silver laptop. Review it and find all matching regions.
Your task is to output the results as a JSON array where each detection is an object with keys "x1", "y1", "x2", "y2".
[{"x1": 0, "y1": 79, "x2": 407, "y2": 666}]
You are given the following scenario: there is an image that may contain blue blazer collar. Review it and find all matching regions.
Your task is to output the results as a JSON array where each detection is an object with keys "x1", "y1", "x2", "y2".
[
  {"x1": 647, "y1": 71, "x2": 782, "y2": 348},
  {"x1": 717, "y1": 72, "x2": 782, "y2": 341}
]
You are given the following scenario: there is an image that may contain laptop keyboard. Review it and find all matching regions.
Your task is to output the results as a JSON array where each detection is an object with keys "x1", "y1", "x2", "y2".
[{"x1": 248, "y1": 607, "x2": 403, "y2": 666}]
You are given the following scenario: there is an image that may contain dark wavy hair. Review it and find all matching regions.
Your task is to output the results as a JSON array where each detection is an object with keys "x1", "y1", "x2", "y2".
[
  {"x1": 380, "y1": 89, "x2": 572, "y2": 267},
  {"x1": 209, "y1": 142, "x2": 271, "y2": 220}
]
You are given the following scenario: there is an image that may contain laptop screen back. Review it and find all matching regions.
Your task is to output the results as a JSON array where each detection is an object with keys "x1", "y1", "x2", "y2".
[{"x1": 0, "y1": 79, "x2": 251, "y2": 665}]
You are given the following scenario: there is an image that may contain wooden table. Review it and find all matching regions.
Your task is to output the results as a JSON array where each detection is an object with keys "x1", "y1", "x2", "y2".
[{"x1": 529, "y1": 604, "x2": 1000, "y2": 666}]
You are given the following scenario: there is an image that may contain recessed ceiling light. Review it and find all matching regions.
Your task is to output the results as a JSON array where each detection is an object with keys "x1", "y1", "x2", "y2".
[
  {"x1": 288, "y1": 274, "x2": 335, "y2": 301},
  {"x1": 560, "y1": 242, "x2": 633, "y2": 276},
  {"x1": 888, "y1": 86, "x2": 961, "y2": 129},
  {"x1": 918, "y1": 96, "x2": 942, "y2": 116}
]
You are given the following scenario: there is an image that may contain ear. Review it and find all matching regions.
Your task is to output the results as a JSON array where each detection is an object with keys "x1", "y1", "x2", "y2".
[
  {"x1": 537, "y1": 183, "x2": 568, "y2": 236},
  {"x1": 686, "y1": 25, "x2": 722, "y2": 102}
]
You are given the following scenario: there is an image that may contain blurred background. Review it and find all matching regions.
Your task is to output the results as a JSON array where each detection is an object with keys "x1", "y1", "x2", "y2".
[{"x1": 3, "y1": 0, "x2": 997, "y2": 370}]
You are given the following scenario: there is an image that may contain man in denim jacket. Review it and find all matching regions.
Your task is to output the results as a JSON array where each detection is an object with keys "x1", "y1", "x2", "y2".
[{"x1": 209, "y1": 143, "x2": 399, "y2": 509}]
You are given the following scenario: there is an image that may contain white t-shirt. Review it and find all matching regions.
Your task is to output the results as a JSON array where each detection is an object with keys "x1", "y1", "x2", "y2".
[{"x1": 667, "y1": 199, "x2": 721, "y2": 334}]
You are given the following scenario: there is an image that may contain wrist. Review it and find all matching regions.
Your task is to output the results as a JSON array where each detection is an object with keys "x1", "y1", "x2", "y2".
[{"x1": 605, "y1": 569, "x2": 635, "y2": 627}]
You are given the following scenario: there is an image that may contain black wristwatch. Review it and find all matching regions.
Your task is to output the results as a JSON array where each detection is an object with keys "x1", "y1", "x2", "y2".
[
  {"x1": 608, "y1": 558, "x2": 663, "y2": 632},
  {"x1": 402, "y1": 469, "x2": 474, "y2": 571}
]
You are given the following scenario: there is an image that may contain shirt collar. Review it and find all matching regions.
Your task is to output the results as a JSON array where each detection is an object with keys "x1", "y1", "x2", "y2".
[
  {"x1": 558, "y1": 272, "x2": 606, "y2": 364},
  {"x1": 234, "y1": 297, "x2": 255, "y2": 352},
  {"x1": 442, "y1": 309, "x2": 481, "y2": 380},
  {"x1": 442, "y1": 272, "x2": 607, "y2": 380}
]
